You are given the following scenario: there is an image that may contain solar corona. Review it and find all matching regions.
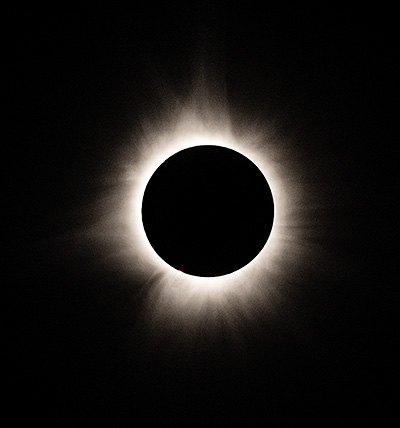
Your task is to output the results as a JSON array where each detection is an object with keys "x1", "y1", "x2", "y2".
[{"x1": 114, "y1": 106, "x2": 299, "y2": 327}]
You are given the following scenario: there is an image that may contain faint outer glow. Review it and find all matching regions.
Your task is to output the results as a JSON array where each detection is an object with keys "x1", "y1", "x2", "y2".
[
  {"x1": 41, "y1": 50, "x2": 330, "y2": 348},
  {"x1": 68, "y1": 86, "x2": 320, "y2": 338},
  {"x1": 60, "y1": 76, "x2": 324, "y2": 343}
]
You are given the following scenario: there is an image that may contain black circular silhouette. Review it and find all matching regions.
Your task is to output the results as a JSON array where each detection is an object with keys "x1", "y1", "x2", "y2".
[{"x1": 141, "y1": 145, "x2": 274, "y2": 277}]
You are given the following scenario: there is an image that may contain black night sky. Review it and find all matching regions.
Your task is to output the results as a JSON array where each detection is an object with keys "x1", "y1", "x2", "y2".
[{"x1": 9, "y1": 4, "x2": 394, "y2": 425}]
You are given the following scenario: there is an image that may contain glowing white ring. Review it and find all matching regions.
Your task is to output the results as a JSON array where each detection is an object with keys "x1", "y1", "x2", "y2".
[{"x1": 120, "y1": 110, "x2": 290, "y2": 319}]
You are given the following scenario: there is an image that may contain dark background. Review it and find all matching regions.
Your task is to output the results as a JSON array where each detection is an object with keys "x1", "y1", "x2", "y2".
[{"x1": 9, "y1": 3, "x2": 394, "y2": 425}]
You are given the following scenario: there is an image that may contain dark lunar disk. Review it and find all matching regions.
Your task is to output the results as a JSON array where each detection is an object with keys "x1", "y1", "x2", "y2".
[{"x1": 141, "y1": 145, "x2": 274, "y2": 277}]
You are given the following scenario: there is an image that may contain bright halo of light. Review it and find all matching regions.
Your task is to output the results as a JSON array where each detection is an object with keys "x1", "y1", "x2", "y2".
[{"x1": 119, "y1": 106, "x2": 292, "y2": 324}]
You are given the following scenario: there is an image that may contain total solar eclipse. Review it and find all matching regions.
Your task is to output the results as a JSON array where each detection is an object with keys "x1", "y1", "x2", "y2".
[{"x1": 141, "y1": 145, "x2": 274, "y2": 277}]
